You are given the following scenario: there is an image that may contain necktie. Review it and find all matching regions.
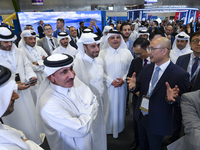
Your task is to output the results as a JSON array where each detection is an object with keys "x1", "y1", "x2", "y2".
[
  {"x1": 75, "y1": 39, "x2": 77, "y2": 44},
  {"x1": 50, "y1": 39, "x2": 55, "y2": 50},
  {"x1": 151, "y1": 66, "x2": 161, "y2": 88},
  {"x1": 144, "y1": 59, "x2": 148, "y2": 66},
  {"x1": 191, "y1": 57, "x2": 200, "y2": 77},
  {"x1": 141, "y1": 66, "x2": 160, "y2": 116}
]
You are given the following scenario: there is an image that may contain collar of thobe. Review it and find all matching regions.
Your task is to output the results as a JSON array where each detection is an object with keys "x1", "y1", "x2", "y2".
[
  {"x1": 50, "y1": 82, "x2": 69, "y2": 97},
  {"x1": 0, "y1": 49, "x2": 13, "y2": 56},
  {"x1": 108, "y1": 45, "x2": 120, "y2": 53},
  {"x1": 83, "y1": 53, "x2": 95, "y2": 64},
  {"x1": 154, "y1": 59, "x2": 170, "y2": 73},
  {"x1": 26, "y1": 44, "x2": 36, "y2": 51},
  {"x1": 60, "y1": 45, "x2": 69, "y2": 51}
]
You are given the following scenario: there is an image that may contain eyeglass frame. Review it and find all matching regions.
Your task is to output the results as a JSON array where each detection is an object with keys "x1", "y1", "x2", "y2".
[
  {"x1": 191, "y1": 38, "x2": 200, "y2": 45},
  {"x1": 147, "y1": 47, "x2": 169, "y2": 52}
]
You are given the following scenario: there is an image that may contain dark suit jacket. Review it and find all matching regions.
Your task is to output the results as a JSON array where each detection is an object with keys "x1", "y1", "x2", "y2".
[
  {"x1": 133, "y1": 62, "x2": 189, "y2": 136},
  {"x1": 127, "y1": 57, "x2": 143, "y2": 78},
  {"x1": 37, "y1": 25, "x2": 45, "y2": 39},
  {"x1": 70, "y1": 36, "x2": 78, "y2": 49},
  {"x1": 176, "y1": 53, "x2": 200, "y2": 91},
  {"x1": 37, "y1": 37, "x2": 59, "y2": 56}
]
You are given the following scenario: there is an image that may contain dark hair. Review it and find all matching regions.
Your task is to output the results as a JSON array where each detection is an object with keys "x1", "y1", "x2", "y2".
[
  {"x1": 79, "y1": 21, "x2": 84, "y2": 25},
  {"x1": 190, "y1": 31, "x2": 200, "y2": 42},
  {"x1": 133, "y1": 38, "x2": 150, "y2": 50},
  {"x1": 109, "y1": 23, "x2": 114, "y2": 27},
  {"x1": 43, "y1": 24, "x2": 52, "y2": 29},
  {"x1": 149, "y1": 28, "x2": 164, "y2": 41},
  {"x1": 57, "y1": 18, "x2": 64, "y2": 24},
  {"x1": 120, "y1": 22, "x2": 131, "y2": 31}
]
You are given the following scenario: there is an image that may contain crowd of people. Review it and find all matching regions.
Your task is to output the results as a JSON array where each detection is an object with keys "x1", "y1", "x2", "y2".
[{"x1": 0, "y1": 16, "x2": 200, "y2": 150}]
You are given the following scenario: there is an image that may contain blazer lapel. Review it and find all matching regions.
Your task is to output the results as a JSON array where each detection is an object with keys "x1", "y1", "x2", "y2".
[{"x1": 151, "y1": 62, "x2": 173, "y2": 96}]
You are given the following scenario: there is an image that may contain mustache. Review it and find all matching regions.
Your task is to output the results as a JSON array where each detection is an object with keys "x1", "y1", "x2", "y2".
[{"x1": 66, "y1": 78, "x2": 74, "y2": 83}]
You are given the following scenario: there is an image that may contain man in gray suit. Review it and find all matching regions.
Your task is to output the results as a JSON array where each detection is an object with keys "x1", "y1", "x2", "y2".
[
  {"x1": 37, "y1": 24, "x2": 58, "y2": 56},
  {"x1": 120, "y1": 22, "x2": 136, "y2": 57},
  {"x1": 167, "y1": 90, "x2": 200, "y2": 150}
]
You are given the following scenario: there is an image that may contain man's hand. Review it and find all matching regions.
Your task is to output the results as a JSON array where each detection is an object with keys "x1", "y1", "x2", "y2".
[
  {"x1": 42, "y1": 56, "x2": 46, "y2": 60},
  {"x1": 29, "y1": 77, "x2": 38, "y2": 86},
  {"x1": 32, "y1": 62, "x2": 39, "y2": 66},
  {"x1": 111, "y1": 80, "x2": 118, "y2": 87},
  {"x1": 116, "y1": 78, "x2": 124, "y2": 87},
  {"x1": 165, "y1": 82, "x2": 180, "y2": 103},
  {"x1": 18, "y1": 83, "x2": 30, "y2": 90},
  {"x1": 126, "y1": 72, "x2": 136, "y2": 90}
]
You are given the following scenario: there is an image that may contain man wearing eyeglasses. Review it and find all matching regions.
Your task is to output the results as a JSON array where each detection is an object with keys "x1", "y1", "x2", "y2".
[
  {"x1": 127, "y1": 37, "x2": 189, "y2": 150},
  {"x1": 176, "y1": 31, "x2": 200, "y2": 91},
  {"x1": 37, "y1": 24, "x2": 59, "y2": 56},
  {"x1": 165, "y1": 25, "x2": 175, "y2": 48}
]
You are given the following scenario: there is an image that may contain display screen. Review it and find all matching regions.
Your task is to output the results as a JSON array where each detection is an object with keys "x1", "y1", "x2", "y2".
[
  {"x1": 144, "y1": 0, "x2": 157, "y2": 3},
  {"x1": 32, "y1": 0, "x2": 43, "y2": 6},
  {"x1": 17, "y1": 11, "x2": 102, "y2": 34}
]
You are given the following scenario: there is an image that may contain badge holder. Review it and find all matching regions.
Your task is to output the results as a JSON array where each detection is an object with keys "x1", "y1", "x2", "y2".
[{"x1": 140, "y1": 95, "x2": 149, "y2": 113}]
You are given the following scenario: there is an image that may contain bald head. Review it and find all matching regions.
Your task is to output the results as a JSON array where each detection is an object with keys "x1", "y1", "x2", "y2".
[{"x1": 149, "y1": 37, "x2": 171, "y2": 66}]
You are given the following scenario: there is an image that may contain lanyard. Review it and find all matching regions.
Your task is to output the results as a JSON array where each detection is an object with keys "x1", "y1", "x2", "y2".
[
  {"x1": 188, "y1": 54, "x2": 200, "y2": 81},
  {"x1": 147, "y1": 72, "x2": 160, "y2": 97}
]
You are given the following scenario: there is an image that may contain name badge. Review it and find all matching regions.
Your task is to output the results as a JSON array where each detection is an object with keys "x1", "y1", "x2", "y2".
[
  {"x1": 140, "y1": 95, "x2": 149, "y2": 113},
  {"x1": 15, "y1": 73, "x2": 21, "y2": 83}
]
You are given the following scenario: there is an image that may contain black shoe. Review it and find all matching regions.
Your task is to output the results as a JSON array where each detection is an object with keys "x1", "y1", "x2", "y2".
[{"x1": 129, "y1": 141, "x2": 139, "y2": 150}]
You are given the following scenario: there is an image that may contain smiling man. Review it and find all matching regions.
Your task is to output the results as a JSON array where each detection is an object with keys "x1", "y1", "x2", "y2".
[
  {"x1": 127, "y1": 37, "x2": 189, "y2": 150},
  {"x1": 37, "y1": 24, "x2": 59, "y2": 55},
  {"x1": 36, "y1": 53, "x2": 102, "y2": 150},
  {"x1": 99, "y1": 30, "x2": 133, "y2": 138}
]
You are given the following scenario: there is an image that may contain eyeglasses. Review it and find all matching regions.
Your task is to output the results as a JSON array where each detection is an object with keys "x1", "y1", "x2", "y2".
[
  {"x1": 147, "y1": 47, "x2": 165, "y2": 52},
  {"x1": 44, "y1": 28, "x2": 52, "y2": 31},
  {"x1": 191, "y1": 39, "x2": 200, "y2": 45},
  {"x1": 134, "y1": 50, "x2": 145, "y2": 57}
]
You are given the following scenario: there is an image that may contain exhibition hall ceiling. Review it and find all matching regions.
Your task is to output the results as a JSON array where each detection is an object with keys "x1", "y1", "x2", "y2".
[{"x1": 0, "y1": 0, "x2": 199, "y2": 14}]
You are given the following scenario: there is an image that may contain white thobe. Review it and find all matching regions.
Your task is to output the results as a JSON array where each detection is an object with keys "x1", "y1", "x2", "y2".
[
  {"x1": 36, "y1": 77, "x2": 99, "y2": 150},
  {"x1": 21, "y1": 45, "x2": 48, "y2": 104},
  {"x1": 170, "y1": 47, "x2": 192, "y2": 64},
  {"x1": 52, "y1": 45, "x2": 77, "y2": 57},
  {"x1": 0, "y1": 123, "x2": 43, "y2": 150},
  {"x1": 99, "y1": 46, "x2": 133, "y2": 138},
  {"x1": 0, "y1": 45, "x2": 42, "y2": 144},
  {"x1": 74, "y1": 53, "x2": 107, "y2": 150}
]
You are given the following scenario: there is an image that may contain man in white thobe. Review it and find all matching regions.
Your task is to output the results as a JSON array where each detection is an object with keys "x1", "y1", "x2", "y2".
[
  {"x1": 0, "y1": 27, "x2": 42, "y2": 144},
  {"x1": 99, "y1": 30, "x2": 133, "y2": 138},
  {"x1": 36, "y1": 53, "x2": 103, "y2": 150},
  {"x1": 74, "y1": 32, "x2": 107, "y2": 150},
  {"x1": 170, "y1": 32, "x2": 192, "y2": 63},
  {"x1": 0, "y1": 65, "x2": 43, "y2": 150},
  {"x1": 20, "y1": 30, "x2": 48, "y2": 103},
  {"x1": 52, "y1": 31, "x2": 77, "y2": 57}
]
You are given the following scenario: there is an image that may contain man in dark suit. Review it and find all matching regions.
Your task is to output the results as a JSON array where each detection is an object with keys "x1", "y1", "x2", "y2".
[
  {"x1": 69, "y1": 26, "x2": 78, "y2": 49},
  {"x1": 127, "y1": 38, "x2": 150, "y2": 150},
  {"x1": 164, "y1": 25, "x2": 175, "y2": 48},
  {"x1": 37, "y1": 24, "x2": 58, "y2": 56},
  {"x1": 127, "y1": 37, "x2": 189, "y2": 150},
  {"x1": 176, "y1": 31, "x2": 200, "y2": 92},
  {"x1": 37, "y1": 20, "x2": 45, "y2": 39}
]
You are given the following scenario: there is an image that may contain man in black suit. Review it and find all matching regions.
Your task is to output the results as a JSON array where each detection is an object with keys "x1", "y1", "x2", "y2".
[
  {"x1": 127, "y1": 37, "x2": 189, "y2": 150},
  {"x1": 164, "y1": 25, "x2": 175, "y2": 48},
  {"x1": 37, "y1": 20, "x2": 45, "y2": 39},
  {"x1": 69, "y1": 26, "x2": 78, "y2": 49},
  {"x1": 176, "y1": 31, "x2": 200, "y2": 92},
  {"x1": 127, "y1": 38, "x2": 150, "y2": 150}
]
